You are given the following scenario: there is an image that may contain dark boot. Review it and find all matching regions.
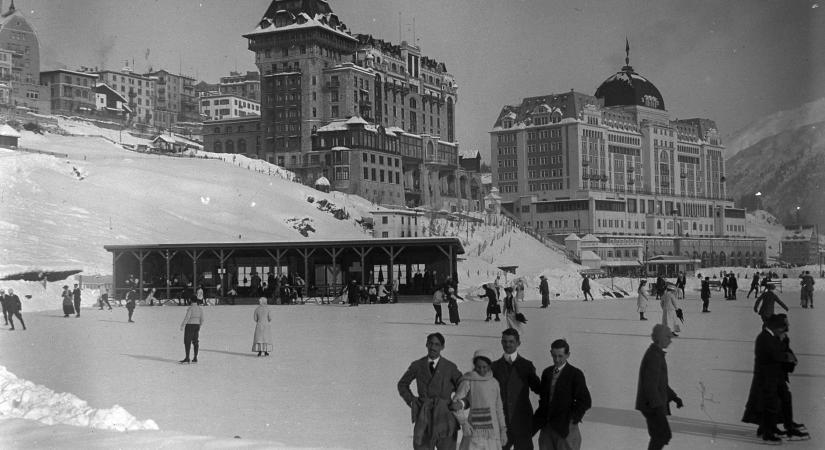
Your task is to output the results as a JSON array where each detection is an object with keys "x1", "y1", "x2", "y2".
[
  {"x1": 192, "y1": 342, "x2": 199, "y2": 363},
  {"x1": 640, "y1": 312, "x2": 647, "y2": 321}
]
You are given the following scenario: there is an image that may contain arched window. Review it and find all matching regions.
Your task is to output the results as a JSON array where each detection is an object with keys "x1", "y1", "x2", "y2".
[
  {"x1": 214, "y1": 141, "x2": 222, "y2": 152},
  {"x1": 225, "y1": 140, "x2": 235, "y2": 153},
  {"x1": 657, "y1": 220, "x2": 662, "y2": 230},
  {"x1": 238, "y1": 139, "x2": 247, "y2": 153},
  {"x1": 409, "y1": 98, "x2": 417, "y2": 109}
]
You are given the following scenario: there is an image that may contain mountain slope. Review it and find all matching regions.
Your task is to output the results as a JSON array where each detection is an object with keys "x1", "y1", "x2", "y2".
[
  {"x1": 725, "y1": 120, "x2": 825, "y2": 228},
  {"x1": 726, "y1": 97, "x2": 825, "y2": 159}
]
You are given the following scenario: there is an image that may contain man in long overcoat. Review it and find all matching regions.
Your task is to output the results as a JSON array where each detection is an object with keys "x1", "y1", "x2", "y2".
[
  {"x1": 398, "y1": 332, "x2": 463, "y2": 450},
  {"x1": 636, "y1": 324, "x2": 683, "y2": 450},
  {"x1": 72, "y1": 283, "x2": 82, "y2": 317},
  {"x1": 539, "y1": 275, "x2": 550, "y2": 308},
  {"x1": 492, "y1": 328, "x2": 541, "y2": 450},
  {"x1": 742, "y1": 314, "x2": 795, "y2": 443}
]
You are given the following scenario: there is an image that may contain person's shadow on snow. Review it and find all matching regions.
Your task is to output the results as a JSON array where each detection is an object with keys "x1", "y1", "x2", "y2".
[{"x1": 123, "y1": 354, "x2": 182, "y2": 364}]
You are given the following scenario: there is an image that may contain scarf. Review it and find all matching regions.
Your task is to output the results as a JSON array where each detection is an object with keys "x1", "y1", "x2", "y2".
[{"x1": 459, "y1": 370, "x2": 504, "y2": 440}]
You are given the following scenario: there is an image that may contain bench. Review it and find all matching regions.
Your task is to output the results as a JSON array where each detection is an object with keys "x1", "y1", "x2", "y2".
[
  {"x1": 765, "y1": 280, "x2": 783, "y2": 293},
  {"x1": 707, "y1": 280, "x2": 722, "y2": 291}
]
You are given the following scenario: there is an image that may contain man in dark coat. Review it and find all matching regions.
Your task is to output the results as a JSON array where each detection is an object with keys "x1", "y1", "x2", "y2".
[
  {"x1": 539, "y1": 275, "x2": 550, "y2": 308},
  {"x1": 655, "y1": 275, "x2": 666, "y2": 300},
  {"x1": 346, "y1": 279, "x2": 358, "y2": 307},
  {"x1": 742, "y1": 314, "x2": 795, "y2": 443},
  {"x1": 6, "y1": 288, "x2": 25, "y2": 330},
  {"x1": 753, "y1": 284, "x2": 788, "y2": 323},
  {"x1": 492, "y1": 328, "x2": 541, "y2": 450},
  {"x1": 727, "y1": 273, "x2": 738, "y2": 300},
  {"x1": 0, "y1": 288, "x2": 8, "y2": 325},
  {"x1": 72, "y1": 283, "x2": 82, "y2": 317},
  {"x1": 534, "y1": 339, "x2": 592, "y2": 450},
  {"x1": 398, "y1": 332, "x2": 463, "y2": 450},
  {"x1": 700, "y1": 277, "x2": 711, "y2": 313},
  {"x1": 479, "y1": 283, "x2": 500, "y2": 321},
  {"x1": 580, "y1": 275, "x2": 594, "y2": 301},
  {"x1": 636, "y1": 324, "x2": 684, "y2": 450},
  {"x1": 747, "y1": 272, "x2": 760, "y2": 299}
]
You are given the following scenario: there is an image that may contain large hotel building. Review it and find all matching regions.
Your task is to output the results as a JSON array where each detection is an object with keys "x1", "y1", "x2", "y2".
[
  {"x1": 216, "y1": 0, "x2": 481, "y2": 211},
  {"x1": 490, "y1": 47, "x2": 766, "y2": 268}
]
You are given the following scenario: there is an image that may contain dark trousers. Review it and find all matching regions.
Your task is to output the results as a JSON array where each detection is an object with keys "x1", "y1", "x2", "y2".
[
  {"x1": 9, "y1": 311, "x2": 24, "y2": 329},
  {"x1": 184, "y1": 324, "x2": 200, "y2": 360},
  {"x1": 503, "y1": 434, "x2": 534, "y2": 450},
  {"x1": 1, "y1": 303, "x2": 7, "y2": 324},
  {"x1": 779, "y1": 382, "x2": 794, "y2": 428},
  {"x1": 643, "y1": 411, "x2": 672, "y2": 450},
  {"x1": 74, "y1": 299, "x2": 81, "y2": 316},
  {"x1": 747, "y1": 286, "x2": 759, "y2": 298},
  {"x1": 760, "y1": 382, "x2": 781, "y2": 434},
  {"x1": 702, "y1": 296, "x2": 709, "y2": 311},
  {"x1": 127, "y1": 306, "x2": 134, "y2": 321},
  {"x1": 583, "y1": 289, "x2": 594, "y2": 301},
  {"x1": 99, "y1": 297, "x2": 112, "y2": 309},
  {"x1": 413, "y1": 429, "x2": 457, "y2": 450},
  {"x1": 433, "y1": 304, "x2": 443, "y2": 323}
]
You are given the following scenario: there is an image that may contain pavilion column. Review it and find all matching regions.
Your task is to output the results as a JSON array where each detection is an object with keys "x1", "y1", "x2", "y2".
[
  {"x1": 164, "y1": 249, "x2": 177, "y2": 302},
  {"x1": 132, "y1": 250, "x2": 147, "y2": 299},
  {"x1": 112, "y1": 251, "x2": 123, "y2": 300},
  {"x1": 322, "y1": 247, "x2": 343, "y2": 303},
  {"x1": 212, "y1": 249, "x2": 235, "y2": 297},
  {"x1": 380, "y1": 246, "x2": 405, "y2": 301},
  {"x1": 265, "y1": 248, "x2": 286, "y2": 277},
  {"x1": 435, "y1": 244, "x2": 455, "y2": 281},
  {"x1": 353, "y1": 247, "x2": 373, "y2": 286},
  {"x1": 296, "y1": 246, "x2": 315, "y2": 287},
  {"x1": 184, "y1": 249, "x2": 204, "y2": 293}
]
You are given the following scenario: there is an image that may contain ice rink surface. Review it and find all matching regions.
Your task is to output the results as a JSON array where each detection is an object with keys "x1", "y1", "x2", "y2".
[{"x1": 1, "y1": 287, "x2": 822, "y2": 449}]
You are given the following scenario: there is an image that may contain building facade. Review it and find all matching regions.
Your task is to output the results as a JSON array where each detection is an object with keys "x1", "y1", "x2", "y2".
[
  {"x1": 199, "y1": 93, "x2": 260, "y2": 120},
  {"x1": 40, "y1": 69, "x2": 98, "y2": 115},
  {"x1": 371, "y1": 209, "x2": 424, "y2": 238},
  {"x1": 240, "y1": 0, "x2": 477, "y2": 210},
  {"x1": 202, "y1": 116, "x2": 262, "y2": 157},
  {"x1": 0, "y1": 2, "x2": 49, "y2": 113},
  {"x1": 144, "y1": 69, "x2": 199, "y2": 128},
  {"x1": 490, "y1": 45, "x2": 765, "y2": 267},
  {"x1": 219, "y1": 70, "x2": 260, "y2": 102},
  {"x1": 94, "y1": 68, "x2": 156, "y2": 126},
  {"x1": 780, "y1": 227, "x2": 820, "y2": 266}
]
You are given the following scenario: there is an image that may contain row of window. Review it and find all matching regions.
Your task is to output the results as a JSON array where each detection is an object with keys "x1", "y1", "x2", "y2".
[
  {"x1": 528, "y1": 169, "x2": 564, "y2": 178},
  {"x1": 497, "y1": 147, "x2": 516, "y2": 155},
  {"x1": 362, "y1": 152, "x2": 401, "y2": 168},
  {"x1": 607, "y1": 134, "x2": 641, "y2": 146},
  {"x1": 363, "y1": 167, "x2": 401, "y2": 184},
  {"x1": 527, "y1": 142, "x2": 562, "y2": 152},
  {"x1": 528, "y1": 181, "x2": 564, "y2": 191},
  {"x1": 527, "y1": 156, "x2": 562, "y2": 166},
  {"x1": 526, "y1": 129, "x2": 562, "y2": 140}
]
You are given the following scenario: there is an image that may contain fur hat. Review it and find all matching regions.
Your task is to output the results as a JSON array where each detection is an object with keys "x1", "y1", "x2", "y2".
[{"x1": 472, "y1": 349, "x2": 495, "y2": 366}]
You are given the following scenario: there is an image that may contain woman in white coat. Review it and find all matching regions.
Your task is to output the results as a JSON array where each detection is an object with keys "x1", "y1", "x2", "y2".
[
  {"x1": 452, "y1": 349, "x2": 507, "y2": 450},
  {"x1": 660, "y1": 285, "x2": 682, "y2": 336},
  {"x1": 637, "y1": 280, "x2": 650, "y2": 321},
  {"x1": 252, "y1": 297, "x2": 273, "y2": 357}
]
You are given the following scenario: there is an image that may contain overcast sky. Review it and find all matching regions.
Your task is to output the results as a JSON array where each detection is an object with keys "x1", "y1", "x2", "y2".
[{"x1": 22, "y1": 0, "x2": 825, "y2": 159}]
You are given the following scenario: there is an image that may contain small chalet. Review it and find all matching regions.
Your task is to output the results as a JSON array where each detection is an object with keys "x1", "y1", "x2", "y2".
[
  {"x1": 0, "y1": 123, "x2": 21, "y2": 148},
  {"x1": 152, "y1": 133, "x2": 203, "y2": 153}
]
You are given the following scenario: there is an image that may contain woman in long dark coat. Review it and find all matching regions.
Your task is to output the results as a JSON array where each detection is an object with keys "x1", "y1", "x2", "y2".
[
  {"x1": 447, "y1": 286, "x2": 460, "y2": 325},
  {"x1": 61, "y1": 285, "x2": 75, "y2": 317}
]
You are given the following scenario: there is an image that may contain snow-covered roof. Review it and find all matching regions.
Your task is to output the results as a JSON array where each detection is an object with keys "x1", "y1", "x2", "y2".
[
  {"x1": 581, "y1": 234, "x2": 600, "y2": 242},
  {"x1": 314, "y1": 176, "x2": 330, "y2": 186},
  {"x1": 458, "y1": 148, "x2": 479, "y2": 159},
  {"x1": 564, "y1": 233, "x2": 581, "y2": 242},
  {"x1": 331, "y1": 146, "x2": 350, "y2": 151},
  {"x1": 0, "y1": 124, "x2": 21, "y2": 138},
  {"x1": 345, "y1": 116, "x2": 369, "y2": 125},
  {"x1": 245, "y1": 12, "x2": 357, "y2": 42},
  {"x1": 480, "y1": 173, "x2": 492, "y2": 185},
  {"x1": 580, "y1": 250, "x2": 601, "y2": 261}
]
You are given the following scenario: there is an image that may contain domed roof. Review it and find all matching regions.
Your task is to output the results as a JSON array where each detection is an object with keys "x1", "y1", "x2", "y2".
[
  {"x1": 595, "y1": 41, "x2": 665, "y2": 111},
  {"x1": 314, "y1": 176, "x2": 330, "y2": 186}
]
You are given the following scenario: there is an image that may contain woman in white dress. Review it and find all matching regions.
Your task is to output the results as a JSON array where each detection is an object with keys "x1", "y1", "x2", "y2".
[
  {"x1": 637, "y1": 280, "x2": 650, "y2": 321},
  {"x1": 660, "y1": 285, "x2": 682, "y2": 336},
  {"x1": 252, "y1": 297, "x2": 273, "y2": 357}
]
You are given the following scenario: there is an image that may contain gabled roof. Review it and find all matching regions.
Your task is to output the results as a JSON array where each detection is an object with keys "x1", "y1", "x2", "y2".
[
  {"x1": 581, "y1": 234, "x2": 600, "y2": 242},
  {"x1": 564, "y1": 233, "x2": 581, "y2": 242},
  {"x1": 0, "y1": 124, "x2": 21, "y2": 138}
]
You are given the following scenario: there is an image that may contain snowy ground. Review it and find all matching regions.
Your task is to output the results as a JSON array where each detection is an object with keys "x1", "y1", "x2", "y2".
[{"x1": 1, "y1": 285, "x2": 822, "y2": 449}]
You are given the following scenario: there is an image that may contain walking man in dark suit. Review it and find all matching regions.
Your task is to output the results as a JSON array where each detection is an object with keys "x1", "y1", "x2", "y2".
[
  {"x1": 492, "y1": 328, "x2": 541, "y2": 450},
  {"x1": 534, "y1": 339, "x2": 592, "y2": 450},
  {"x1": 636, "y1": 324, "x2": 684, "y2": 450},
  {"x1": 72, "y1": 283, "x2": 82, "y2": 317},
  {"x1": 398, "y1": 332, "x2": 463, "y2": 450}
]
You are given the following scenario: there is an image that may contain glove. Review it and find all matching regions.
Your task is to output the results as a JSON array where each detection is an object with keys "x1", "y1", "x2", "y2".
[{"x1": 674, "y1": 397, "x2": 683, "y2": 409}]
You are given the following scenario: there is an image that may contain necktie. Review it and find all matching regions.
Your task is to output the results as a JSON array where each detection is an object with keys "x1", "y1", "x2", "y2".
[
  {"x1": 429, "y1": 361, "x2": 436, "y2": 375},
  {"x1": 507, "y1": 355, "x2": 514, "y2": 364}
]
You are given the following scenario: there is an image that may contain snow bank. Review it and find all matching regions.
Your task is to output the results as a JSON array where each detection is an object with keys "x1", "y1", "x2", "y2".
[{"x1": 0, "y1": 365, "x2": 158, "y2": 431}]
